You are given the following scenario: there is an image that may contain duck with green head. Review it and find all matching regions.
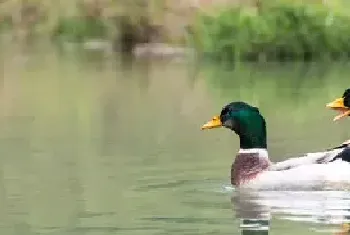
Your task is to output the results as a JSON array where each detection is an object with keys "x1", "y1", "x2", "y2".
[
  {"x1": 202, "y1": 101, "x2": 350, "y2": 190},
  {"x1": 327, "y1": 88, "x2": 350, "y2": 147},
  {"x1": 327, "y1": 88, "x2": 350, "y2": 121}
]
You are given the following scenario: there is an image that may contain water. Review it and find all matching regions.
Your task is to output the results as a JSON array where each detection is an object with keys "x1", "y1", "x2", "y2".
[{"x1": 0, "y1": 42, "x2": 350, "y2": 235}]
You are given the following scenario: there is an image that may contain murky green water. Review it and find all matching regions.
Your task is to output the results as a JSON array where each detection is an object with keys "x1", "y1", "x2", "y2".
[{"x1": 0, "y1": 43, "x2": 350, "y2": 235}]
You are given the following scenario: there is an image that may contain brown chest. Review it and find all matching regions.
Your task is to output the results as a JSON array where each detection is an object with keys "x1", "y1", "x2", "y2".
[{"x1": 231, "y1": 153, "x2": 271, "y2": 186}]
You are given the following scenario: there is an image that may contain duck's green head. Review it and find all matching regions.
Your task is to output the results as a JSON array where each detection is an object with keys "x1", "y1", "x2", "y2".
[
  {"x1": 326, "y1": 88, "x2": 350, "y2": 121},
  {"x1": 201, "y1": 101, "x2": 267, "y2": 149}
]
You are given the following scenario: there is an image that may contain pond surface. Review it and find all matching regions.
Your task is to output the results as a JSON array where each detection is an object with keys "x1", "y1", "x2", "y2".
[{"x1": 0, "y1": 42, "x2": 350, "y2": 235}]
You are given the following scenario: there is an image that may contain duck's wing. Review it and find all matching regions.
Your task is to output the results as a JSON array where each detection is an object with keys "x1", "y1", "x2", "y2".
[
  {"x1": 247, "y1": 160, "x2": 350, "y2": 191},
  {"x1": 269, "y1": 148, "x2": 347, "y2": 171}
]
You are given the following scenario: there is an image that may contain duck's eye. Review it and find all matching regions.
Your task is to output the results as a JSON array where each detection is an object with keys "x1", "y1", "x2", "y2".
[
  {"x1": 223, "y1": 119, "x2": 235, "y2": 129},
  {"x1": 220, "y1": 112, "x2": 230, "y2": 122}
]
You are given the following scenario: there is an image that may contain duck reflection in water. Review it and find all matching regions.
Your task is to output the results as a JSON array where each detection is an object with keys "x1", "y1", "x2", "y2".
[
  {"x1": 231, "y1": 190, "x2": 350, "y2": 235},
  {"x1": 231, "y1": 191, "x2": 270, "y2": 235}
]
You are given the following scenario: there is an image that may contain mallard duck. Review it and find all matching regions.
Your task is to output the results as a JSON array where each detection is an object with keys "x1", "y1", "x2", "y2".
[
  {"x1": 201, "y1": 101, "x2": 350, "y2": 190},
  {"x1": 327, "y1": 88, "x2": 350, "y2": 121},
  {"x1": 327, "y1": 88, "x2": 350, "y2": 147}
]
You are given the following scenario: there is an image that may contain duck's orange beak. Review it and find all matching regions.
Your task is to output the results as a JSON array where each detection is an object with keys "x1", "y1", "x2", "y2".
[
  {"x1": 326, "y1": 98, "x2": 350, "y2": 121},
  {"x1": 201, "y1": 115, "x2": 222, "y2": 130}
]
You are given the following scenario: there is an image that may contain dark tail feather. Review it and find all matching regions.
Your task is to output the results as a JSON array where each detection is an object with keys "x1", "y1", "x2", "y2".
[{"x1": 329, "y1": 147, "x2": 350, "y2": 163}]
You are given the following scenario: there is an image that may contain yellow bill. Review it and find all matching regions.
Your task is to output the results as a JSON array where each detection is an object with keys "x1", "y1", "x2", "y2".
[
  {"x1": 326, "y1": 97, "x2": 350, "y2": 121},
  {"x1": 201, "y1": 115, "x2": 222, "y2": 130}
]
